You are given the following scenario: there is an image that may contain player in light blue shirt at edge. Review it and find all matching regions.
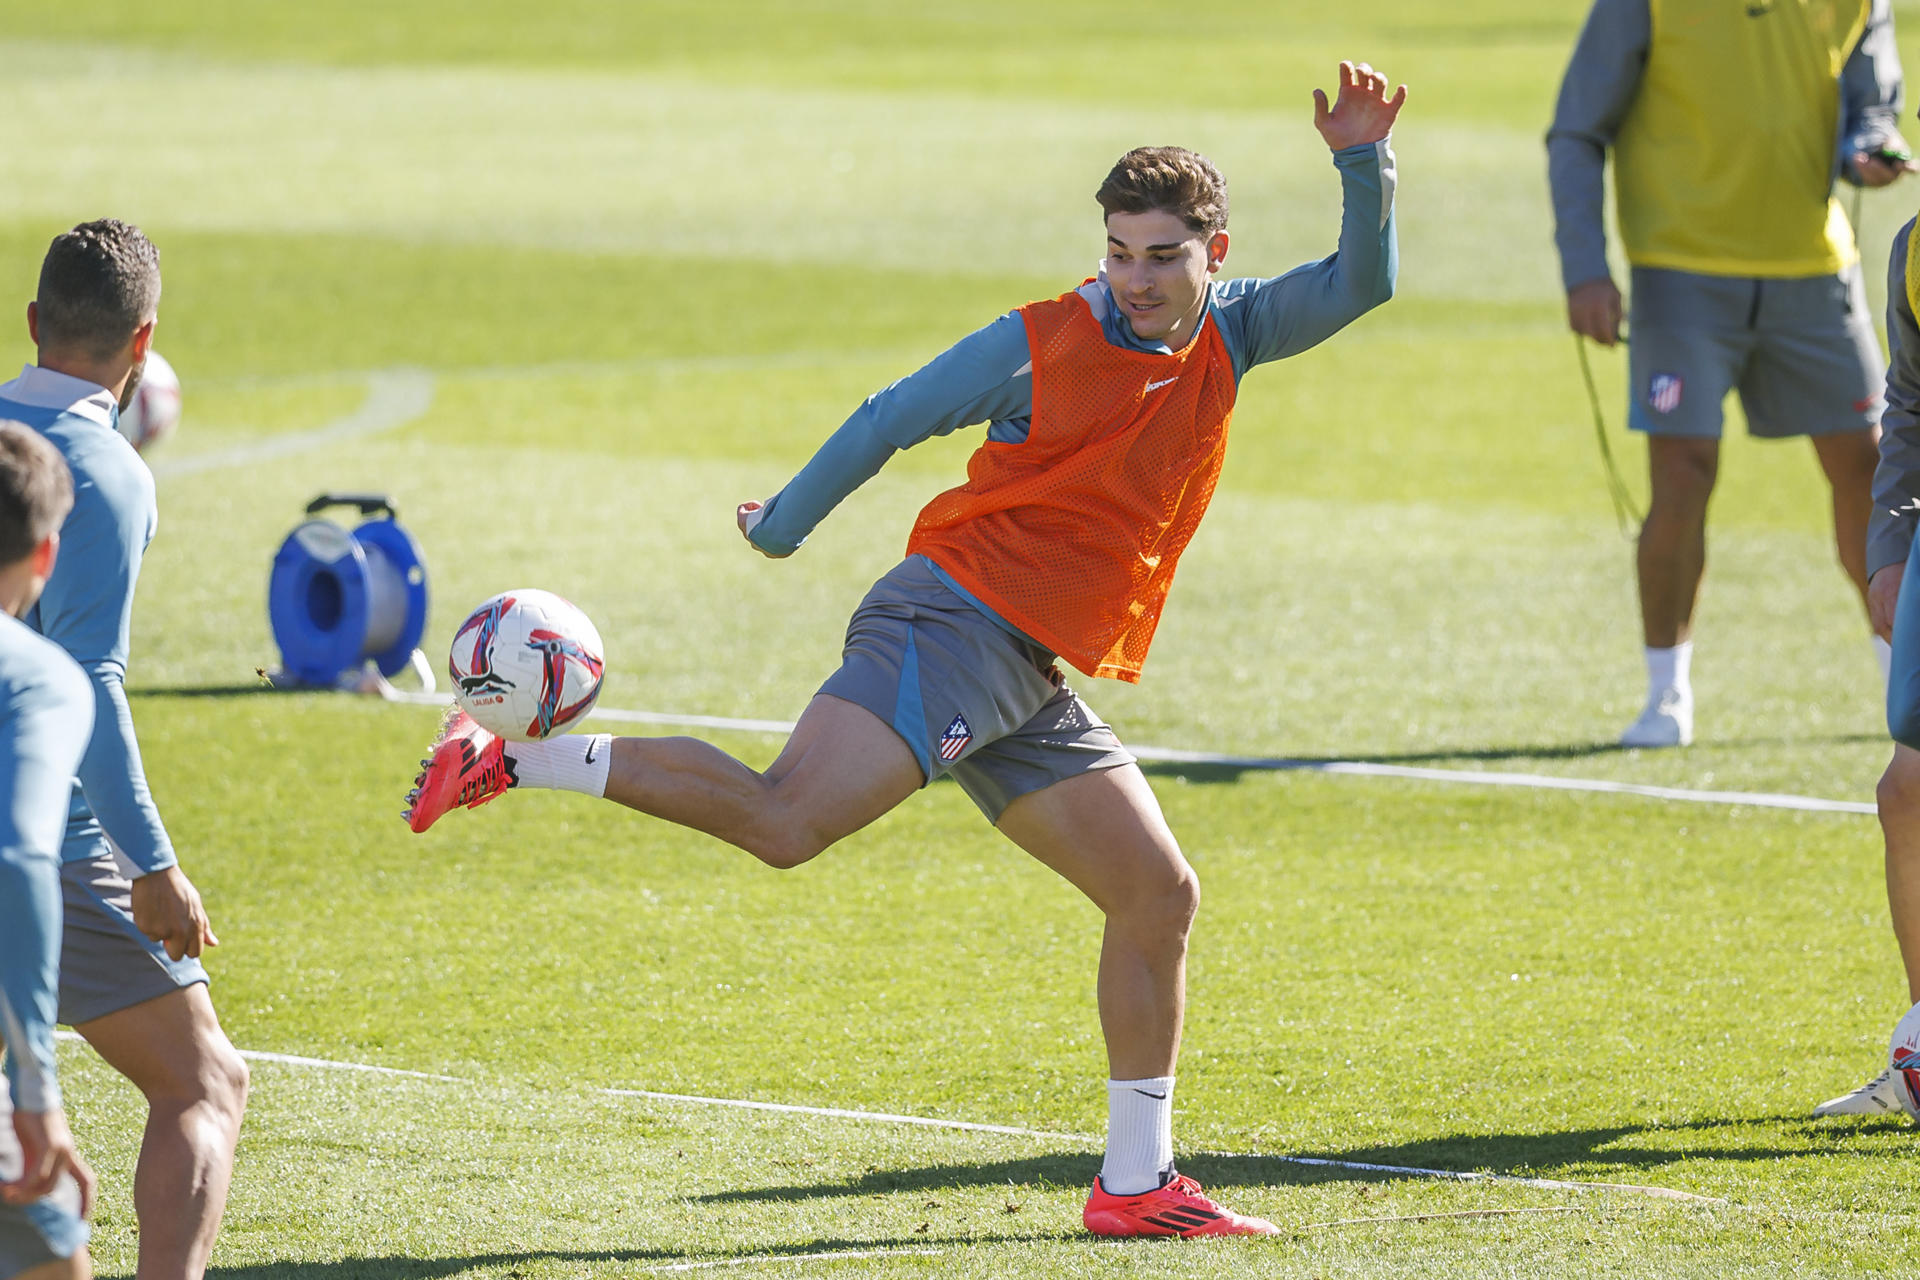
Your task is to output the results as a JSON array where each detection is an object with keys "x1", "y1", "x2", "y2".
[
  {"x1": 0, "y1": 222, "x2": 249, "y2": 1280},
  {"x1": 0, "y1": 422, "x2": 96, "y2": 1279}
]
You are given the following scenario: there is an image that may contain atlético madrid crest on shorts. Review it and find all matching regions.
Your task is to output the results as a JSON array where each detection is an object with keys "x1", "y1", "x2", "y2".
[
  {"x1": 938, "y1": 713, "x2": 973, "y2": 762},
  {"x1": 1648, "y1": 372, "x2": 1684, "y2": 415}
]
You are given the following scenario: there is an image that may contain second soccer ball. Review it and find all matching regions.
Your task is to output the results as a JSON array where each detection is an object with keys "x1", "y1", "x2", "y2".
[{"x1": 449, "y1": 589, "x2": 605, "y2": 742}]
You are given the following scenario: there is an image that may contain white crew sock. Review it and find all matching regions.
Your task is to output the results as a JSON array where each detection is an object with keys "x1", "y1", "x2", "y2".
[
  {"x1": 1876, "y1": 635, "x2": 1894, "y2": 685},
  {"x1": 503, "y1": 734, "x2": 613, "y2": 797},
  {"x1": 1100, "y1": 1076, "x2": 1176, "y2": 1196},
  {"x1": 1645, "y1": 641, "x2": 1693, "y2": 701}
]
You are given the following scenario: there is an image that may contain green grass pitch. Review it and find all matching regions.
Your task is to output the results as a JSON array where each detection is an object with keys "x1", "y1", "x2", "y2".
[{"x1": 7, "y1": 1, "x2": 1920, "y2": 1275}]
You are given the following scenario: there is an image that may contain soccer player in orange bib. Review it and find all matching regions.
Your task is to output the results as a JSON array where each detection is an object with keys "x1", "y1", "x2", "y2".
[{"x1": 409, "y1": 61, "x2": 1404, "y2": 1236}]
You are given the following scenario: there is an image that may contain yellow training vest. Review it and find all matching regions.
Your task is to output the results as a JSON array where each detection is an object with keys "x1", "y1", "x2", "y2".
[{"x1": 1614, "y1": 0, "x2": 1868, "y2": 277}]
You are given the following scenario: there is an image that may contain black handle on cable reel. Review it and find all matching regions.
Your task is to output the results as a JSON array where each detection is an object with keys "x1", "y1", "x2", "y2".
[{"x1": 305, "y1": 493, "x2": 398, "y2": 521}]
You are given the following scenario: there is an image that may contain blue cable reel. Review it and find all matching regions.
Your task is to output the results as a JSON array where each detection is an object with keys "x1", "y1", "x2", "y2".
[{"x1": 268, "y1": 494, "x2": 431, "y2": 690}]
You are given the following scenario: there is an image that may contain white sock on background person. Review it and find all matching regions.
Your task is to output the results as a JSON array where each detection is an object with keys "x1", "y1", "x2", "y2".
[
  {"x1": 1875, "y1": 635, "x2": 1894, "y2": 685},
  {"x1": 1645, "y1": 641, "x2": 1692, "y2": 701},
  {"x1": 1100, "y1": 1076, "x2": 1176, "y2": 1196},
  {"x1": 503, "y1": 734, "x2": 614, "y2": 796}
]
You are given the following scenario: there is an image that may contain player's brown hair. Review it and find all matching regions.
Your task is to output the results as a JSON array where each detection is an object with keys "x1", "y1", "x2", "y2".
[
  {"x1": 1095, "y1": 147, "x2": 1230, "y2": 237},
  {"x1": 0, "y1": 422, "x2": 73, "y2": 568},
  {"x1": 35, "y1": 219, "x2": 161, "y2": 360}
]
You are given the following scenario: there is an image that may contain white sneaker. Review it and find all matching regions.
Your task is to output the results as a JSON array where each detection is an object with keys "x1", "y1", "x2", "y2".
[
  {"x1": 1619, "y1": 688, "x2": 1693, "y2": 748},
  {"x1": 1813, "y1": 1067, "x2": 1910, "y2": 1117}
]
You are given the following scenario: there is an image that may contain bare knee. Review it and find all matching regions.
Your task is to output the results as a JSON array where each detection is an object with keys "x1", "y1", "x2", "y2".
[
  {"x1": 740, "y1": 826, "x2": 832, "y2": 871},
  {"x1": 1881, "y1": 752, "x2": 1920, "y2": 831},
  {"x1": 1108, "y1": 862, "x2": 1201, "y2": 948},
  {"x1": 142, "y1": 1034, "x2": 249, "y2": 1126},
  {"x1": 1646, "y1": 438, "x2": 1719, "y2": 515},
  {"x1": 181, "y1": 1040, "x2": 249, "y2": 1125}
]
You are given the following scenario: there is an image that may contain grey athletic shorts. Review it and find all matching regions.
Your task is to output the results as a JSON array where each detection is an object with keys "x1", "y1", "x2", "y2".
[
  {"x1": 1627, "y1": 263, "x2": 1884, "y2": 439},
  {"x1": 819, "y1": 557, "x2": 1136, "y2": 822},
  {"x1": 59, "y1": 841, "x2": 208, "y2": 1026},
  {"x1": 0, "y1": 1086, "x2": 89, "y2": 1271}
]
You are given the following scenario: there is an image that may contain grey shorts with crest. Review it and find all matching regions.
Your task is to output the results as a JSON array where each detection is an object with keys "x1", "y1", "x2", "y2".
[
  {"x1": 819, "y1": 557, "x2": 1136, "y2": 822},
  {"x1": 1626, "y1": 264, "x2": 1884, "y2": 439}
]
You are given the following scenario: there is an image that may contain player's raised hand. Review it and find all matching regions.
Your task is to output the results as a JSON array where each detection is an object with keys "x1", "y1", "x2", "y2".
[
  {"x1": 131, "y1": 864, "x2": 218, "y2": 961},
  {"x1": 1313, "y1": 61, "x2": 1407, "y2": 151}
]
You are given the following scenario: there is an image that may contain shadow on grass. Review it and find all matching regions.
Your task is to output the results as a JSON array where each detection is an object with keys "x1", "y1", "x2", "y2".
[
  {"x1": 1133, "y1": 734, "x2": 1888, "y2": 784},
  {"x1": 200, "y1": 1232, "x2": 1068, "y2": 1280},
  {"x1": 691, "y1": 1114, "x2": 1909, "y2": 1206},
  {"x1": 130, "y1": 682, "x2": 287, "y2": 698}
]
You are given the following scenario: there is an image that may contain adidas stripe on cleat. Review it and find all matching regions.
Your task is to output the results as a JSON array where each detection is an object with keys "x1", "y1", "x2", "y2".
[
  {"x1": 402, "y1": 708, "x2": 516, "y2": 834},
  {"x1": 1082, "y1": 1174, "x2": 1279, "y2": 1238}
]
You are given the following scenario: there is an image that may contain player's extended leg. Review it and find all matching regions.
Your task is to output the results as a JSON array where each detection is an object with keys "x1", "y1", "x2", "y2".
[
  {"x1": 409, "y1": 694, "x2": 924, "y2": 868},
  {"x1": 1623, "y1": 434, "x2": 1719, "y2": 746},
  {"x1": 994, "y1": 763, "x2": 1276, "y2": 1237},
  {"x1": 73, "y1": 986, "x2": 248, "y2": 1280},
  {"x1": 600, "y1": 694, "x2": 924, "y2": 867}
]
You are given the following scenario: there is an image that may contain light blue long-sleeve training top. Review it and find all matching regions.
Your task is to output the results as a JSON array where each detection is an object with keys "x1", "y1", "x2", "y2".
[
  {"x1": 0, "y1": 612, "x2": 93, "y2": 1114},
  {"x1": 0, "y1": 365, "x2": 177, "y2": 874},
  {"x1": 748, "y1": 139, "x2": 1398, "y2": 561}
]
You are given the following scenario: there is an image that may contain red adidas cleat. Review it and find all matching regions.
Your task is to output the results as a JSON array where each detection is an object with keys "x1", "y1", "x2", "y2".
[
  {"x1": 1083, "y1": 1174, "x2": 1280, "y2": 1238},
  {"x1": 403, "y1": 709, "x2": 515, "y2": 833}
]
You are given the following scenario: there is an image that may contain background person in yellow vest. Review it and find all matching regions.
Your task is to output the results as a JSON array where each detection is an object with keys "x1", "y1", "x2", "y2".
[
  {"x1": 1817, "y1": 216, "x2": 1920, "y2": 1115},
  {"x1": 1548, "y1": 0, "x2": 1912, "y2": 748}
]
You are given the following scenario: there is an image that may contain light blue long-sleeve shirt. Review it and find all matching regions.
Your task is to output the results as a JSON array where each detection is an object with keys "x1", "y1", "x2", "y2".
[
  {"x1": 0, "y1": 613, "x2": 93, "y2": 1113},
  {"x1": 0, "y1": 365, "x2": 177, "y2": 874},
  {"x1": 749, "y1": 139, "x2": 1398, "y2": 558}
]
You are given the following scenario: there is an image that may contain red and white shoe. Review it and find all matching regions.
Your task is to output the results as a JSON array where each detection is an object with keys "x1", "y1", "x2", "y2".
[
  {"x1": 1082, "y1": 1174, "x2": 1279, "y2": 1237},
  {"x1": 403, "y1": 709, "x2": 515, "y2": 833}
]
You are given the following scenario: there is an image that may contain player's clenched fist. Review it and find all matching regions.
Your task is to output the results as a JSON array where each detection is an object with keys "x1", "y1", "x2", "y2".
[
  {"x1": 737, "y1": 499, "x2": 790, "y2": 558},
  {"x1": 1313, "y1": 60, "x2": 1408, "y2": 151}
]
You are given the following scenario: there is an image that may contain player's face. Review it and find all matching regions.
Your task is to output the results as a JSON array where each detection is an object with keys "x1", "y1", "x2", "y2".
[{"x1": 1103, "y1": 211, "x2": 1227, "y2": 348}]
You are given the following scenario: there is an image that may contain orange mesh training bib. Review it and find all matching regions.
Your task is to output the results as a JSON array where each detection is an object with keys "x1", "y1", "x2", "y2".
[{"x1": 906, "y1": 285, "x2": 1238, "y2": 683}]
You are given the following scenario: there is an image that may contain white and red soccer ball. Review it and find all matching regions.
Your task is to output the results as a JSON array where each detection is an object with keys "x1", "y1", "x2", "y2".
[
  {"x1": 1891, "y1": 1002, "x2": 1920, "y2": 1118},
  {"x1": 449, "y1": 589, "x2": 605, "y2": 742},
  {"x1": 118, "y1": 350, "x2": 181, "y2": 453}
]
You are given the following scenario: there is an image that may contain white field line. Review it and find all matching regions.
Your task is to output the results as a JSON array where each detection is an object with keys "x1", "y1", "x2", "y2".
[
  {"x1": 1305, "y1": 1206, "x2": 1583, "y2": 1229},
  {"x1": 598, "y1": 1086, "x2": 1087, "y2": 1142},
  {"x1": 150, "y1": 367, "x2": 435, "y2": 478},
  {"x1": 376, "y1": 688, "x2": 1878, "y2": 817},
  {"x1": 52, "y1": 1030, "x2": 1722, "y2": 1205},
  {"x1": 642, "y1": 1250, "x2": 944, "y2": 1274}
]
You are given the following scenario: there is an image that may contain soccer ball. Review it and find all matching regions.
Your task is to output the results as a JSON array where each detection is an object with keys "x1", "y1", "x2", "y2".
[
  {"x1": 448, "y1": 590, "x2": 605, "y2": 742},
  {"x1": 1889, "y1": 1001, "x2": 1920, "y2": 1118},
  {"x1": 118, "y1": 350, "x2": 181, "y2": 452}
]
